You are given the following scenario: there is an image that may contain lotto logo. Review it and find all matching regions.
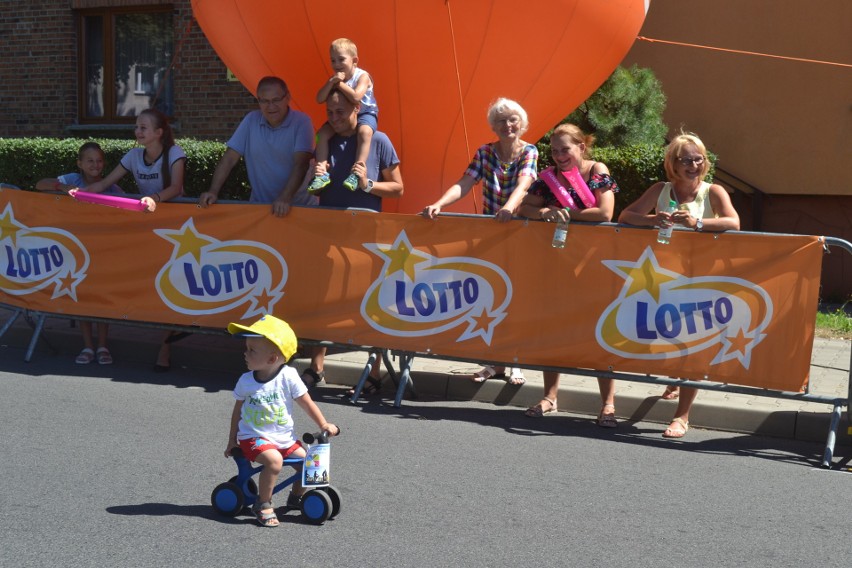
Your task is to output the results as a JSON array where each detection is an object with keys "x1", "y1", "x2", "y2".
[
  {"x1": 595, "y1": 247, "x2": 772, "y2": 369},
  {"x1": 154, "y1": 219, "x2": 287, "y2": 319},
  {"x1": 360, "y1": 231, "x2": 512, "y2": 345},
  {"x1": 0, "y1": 204, "x2": 89, "y2": 301}
]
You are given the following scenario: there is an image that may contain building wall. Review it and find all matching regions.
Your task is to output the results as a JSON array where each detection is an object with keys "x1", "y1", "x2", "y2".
[
  {"x1": 0, "y1": 0, "x2": 254, "y2": 140},
  {"x1": 623, "y1": 0, "x2": 852, "y2": 300}
]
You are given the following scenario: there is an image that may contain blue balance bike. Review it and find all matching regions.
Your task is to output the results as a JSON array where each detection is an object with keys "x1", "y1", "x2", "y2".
[{"x1": 211, "y1": 431, "x2": 341, "y2": 525}]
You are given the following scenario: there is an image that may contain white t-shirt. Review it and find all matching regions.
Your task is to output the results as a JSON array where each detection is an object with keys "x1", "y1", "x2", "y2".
[
  {"x1": 232, "y1": 364, "x2": 307, "y2": 448},
  {"x1": 119, "y1": 145, "x2": 186, "y2": 196}
]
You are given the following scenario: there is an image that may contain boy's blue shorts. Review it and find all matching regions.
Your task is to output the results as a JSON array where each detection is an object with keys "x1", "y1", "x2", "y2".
[{"x1": 357, "y1": 112, "x2": 378, "y2": 132}]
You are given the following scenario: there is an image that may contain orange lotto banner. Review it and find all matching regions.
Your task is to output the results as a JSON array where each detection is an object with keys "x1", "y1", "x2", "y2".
[{"x1": 1, "y1": 189, "x2": 823, "y2": 392}]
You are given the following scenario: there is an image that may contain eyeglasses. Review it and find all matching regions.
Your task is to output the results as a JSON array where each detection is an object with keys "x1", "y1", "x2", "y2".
[
  {"x1": 494, "y1": 116, "x2": 521, "y2": 126},
  {"x1": 257, "y1": 95, "x2": 287, "y2": 106},
  {"x1": 677, "y1": 156, "x2": 705, "y2": 166}
]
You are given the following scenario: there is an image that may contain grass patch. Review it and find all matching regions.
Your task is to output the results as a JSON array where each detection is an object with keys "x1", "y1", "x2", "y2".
[{"x1": 816, "y1": 302, "x2": 852, "y2": 339}]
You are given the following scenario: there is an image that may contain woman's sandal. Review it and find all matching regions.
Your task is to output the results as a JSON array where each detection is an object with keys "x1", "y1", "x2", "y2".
[
  {"x1": 75, "y1": 348, "x2": 95, "y2": 364},
  {"x1": 471, "y1": 366, "x2": 505, "y2": 383},
  {"x1": 506, "y1": 367, "x2": 526, "y2": 386},
  {"x1": 301, "y1": 368, "x2": 325, "y2": 390},
  {"x1": 252, "y1": 501, "x2": 279, "y2": 527},
  {"x1": 347, "y1": 375, "x2": 382, "y2": 397},
  {"x1": 661, "y1": 385, "x2": 680, "y2": 400},
  {"x1": 597, "y1": 403, "x2": 617, "y2": 428},
  {"x1": 96, "y1": 347, "x2": 113, "y2": 365},
  {"x1": 524, "y1": 397, "x2": 557, "y2": 418},
  {"x1": 662, "y1": 417, "x2": 689, "y2": 438}
]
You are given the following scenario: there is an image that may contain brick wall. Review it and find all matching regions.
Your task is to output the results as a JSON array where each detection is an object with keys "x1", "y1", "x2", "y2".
[{"x1": 0, "y1": 0, "x2": 255, "y2": 140}]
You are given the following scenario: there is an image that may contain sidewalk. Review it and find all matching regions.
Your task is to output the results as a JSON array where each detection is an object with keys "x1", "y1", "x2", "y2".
[{"x1": 2, "y1": 309, "x2": 849, "y2": 446}]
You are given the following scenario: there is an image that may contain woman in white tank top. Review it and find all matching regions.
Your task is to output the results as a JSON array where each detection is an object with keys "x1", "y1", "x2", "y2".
[{"x1": 618, "y1": 132, "x2": 740, "y2": 438}]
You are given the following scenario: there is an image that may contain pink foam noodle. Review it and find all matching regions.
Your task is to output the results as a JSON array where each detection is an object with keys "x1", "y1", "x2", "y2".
[
  {"x1": 540, "y1": 167, "x2": 597, "y2": 210},
  {"x1": 69, "y1": 190, "x2": 149, "y2": 212}
]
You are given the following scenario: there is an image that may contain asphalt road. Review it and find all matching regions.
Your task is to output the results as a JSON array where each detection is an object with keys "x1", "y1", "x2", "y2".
[{"x1": 0, "y1": 349, "x2": 850, "y2": 568}]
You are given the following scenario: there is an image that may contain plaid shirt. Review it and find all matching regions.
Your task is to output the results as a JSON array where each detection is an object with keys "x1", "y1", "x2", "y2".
[{"x1": 464, "y1": 143, "x2": 538, "y2": 214}]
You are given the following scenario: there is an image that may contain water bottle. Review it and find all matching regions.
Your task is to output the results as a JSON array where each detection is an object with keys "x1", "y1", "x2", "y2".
[
  {"x1": 551, "y1": 209, "x2": 570, "y2": 248},
  {"x1": 657, "y1": 199, "x2": 677, "y2": 244}
]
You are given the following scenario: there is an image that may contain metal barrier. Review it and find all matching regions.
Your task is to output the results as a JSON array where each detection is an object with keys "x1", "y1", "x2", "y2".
[{"x1": 1, "y1": 231, "x2": 849, "y2": 469}]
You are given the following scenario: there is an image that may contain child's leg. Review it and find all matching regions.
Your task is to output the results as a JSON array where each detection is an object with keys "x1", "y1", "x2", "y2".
[
  {"x1": 80, "y1": 321, "x2": 95, "y2": 350},
  {"x1": 75, "y1": 321, "x2": 96, "y2": 363},
  {"x1": 287, "y1": 445, "x2": 308, "y2": 496},
  {"x1": 354, "y1": 123, "x2": 374, "y2": 167},
  {"x1": 308, "y1": 123, "x2": 334, "y2": 193},
  {"x1": 96, "y1": 322, "x2": 110, "y2": 350},
  {"x1": 255, "y1": 448, "x2": 284, "y2": 505},
  {"x1": 343, "y1": 116, "x2": 377, "y2": 191},
  {"x1": 315, "y1": 122, "x2": 332, "y2": 166}
]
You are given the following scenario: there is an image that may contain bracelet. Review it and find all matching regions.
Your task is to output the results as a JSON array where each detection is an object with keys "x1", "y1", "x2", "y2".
[{"x1": 153, "y1": 193, "x2": 161, "y2": 203}]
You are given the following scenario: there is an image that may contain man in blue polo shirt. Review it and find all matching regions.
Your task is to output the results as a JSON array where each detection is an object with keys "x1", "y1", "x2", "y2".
[{"x1": 198, "y1": 76, "x2": 314, "y2": 216}]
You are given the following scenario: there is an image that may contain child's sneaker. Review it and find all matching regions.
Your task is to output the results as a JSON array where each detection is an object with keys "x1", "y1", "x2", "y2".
[
  {"x1": 342, "y1": 173, "x2": 359, "y2": 191},
  {"x1": 308, "y1": 173, "x2": 330, "y2": 194}
]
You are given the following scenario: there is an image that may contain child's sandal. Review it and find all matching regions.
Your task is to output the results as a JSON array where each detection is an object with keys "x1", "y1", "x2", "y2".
[
  {"x1": 96, "y1": 347, "x2": 113, "y2": 365},
  {"x1": 75, "y1": 348, "x2": 95, "y2": 364},
  {"x1": 252, "y1": 501, "x2": 279, "y2": 527}
]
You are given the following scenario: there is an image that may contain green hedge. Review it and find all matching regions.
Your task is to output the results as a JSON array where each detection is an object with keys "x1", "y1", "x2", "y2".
[
  {"x1": 0, "y1": 137, "x2": 251, "y2": 200},
  {"x1": 1, "y1": 137, "x2": 713, "y2": 214},
  {"x1": 536, "y1": 140, "x2": 716, "y2": 217}
]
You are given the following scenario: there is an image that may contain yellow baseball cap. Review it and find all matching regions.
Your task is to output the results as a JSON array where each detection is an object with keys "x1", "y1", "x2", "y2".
[{"x1": 227, "y1": 315, "x2": 298, "y2": 361}]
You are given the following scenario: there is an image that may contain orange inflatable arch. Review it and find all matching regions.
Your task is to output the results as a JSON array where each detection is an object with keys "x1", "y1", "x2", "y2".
[{"x1": 191, "y1": 0, "x2": 648, "y2": 214}]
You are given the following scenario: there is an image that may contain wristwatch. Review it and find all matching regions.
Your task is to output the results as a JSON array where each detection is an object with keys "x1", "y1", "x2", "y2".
[
  {"x1": 363, "y1": 179, "x2": 375, "y2": 193},
  {"x1": 695, "y1": 218, "x2": 704, "y2": 232}
]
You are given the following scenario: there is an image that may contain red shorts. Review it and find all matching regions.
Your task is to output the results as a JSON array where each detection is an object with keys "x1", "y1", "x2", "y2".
[{"x1": 239, "y1": 438, "x2": 303, "y2": 462}]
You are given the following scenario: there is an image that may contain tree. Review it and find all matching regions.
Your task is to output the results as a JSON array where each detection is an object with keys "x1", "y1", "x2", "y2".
[{"x1": 560, "y1": 64, "x2": 667, "y2": 147}]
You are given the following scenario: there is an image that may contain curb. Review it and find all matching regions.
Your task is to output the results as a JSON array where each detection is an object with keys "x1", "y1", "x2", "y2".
[
  {"x1": 312, "y1": 355, "x2": 849, "y2": 446},
  {"x1": 3, "y1": 313, "x2": 849, "y2": 447}
]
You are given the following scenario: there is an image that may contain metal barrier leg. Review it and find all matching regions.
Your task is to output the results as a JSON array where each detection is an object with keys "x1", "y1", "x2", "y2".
[
  {"x1": 0, "y1": 307, "x2": 22, "y2": 340},
  {"x1": 819, "y1": 403, "x2": 843, "y2": 469},
  {"x1": 393, "y1": 354, "x2": 417, "y2": 408},
  {"x1": 348, "y1": 350, "x2": 379, "y2": 403},
  {"x1": 25, "y1": 312, "x2": 47, "y2": 362},
  {"x1": 381, "y1": 349, "x2": 399, "y2": 387}
]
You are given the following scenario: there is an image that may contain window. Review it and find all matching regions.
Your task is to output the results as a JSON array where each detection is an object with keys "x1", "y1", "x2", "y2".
[{"x1": 78, "y1": 7, "x2": 174, "y2": 122}]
